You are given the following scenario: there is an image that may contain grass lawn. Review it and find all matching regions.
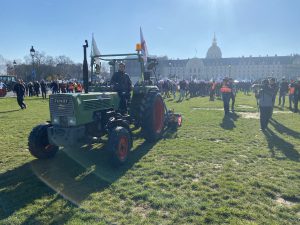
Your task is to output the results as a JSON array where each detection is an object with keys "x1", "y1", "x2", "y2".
[{"x1": 0, "y1": 93, "x2": 299, "y2": 224}]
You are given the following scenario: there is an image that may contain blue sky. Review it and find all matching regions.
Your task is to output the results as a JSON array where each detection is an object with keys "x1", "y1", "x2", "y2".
[{"x1": 1, "y1": 0, "x2": 299, "y2": 63}]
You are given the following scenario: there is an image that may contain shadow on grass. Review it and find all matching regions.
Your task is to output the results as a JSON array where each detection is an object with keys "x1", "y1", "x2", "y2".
[
  {"x1": 0, "y1": 162, "x2": 73, "y2": 224},
  {"x1": 269, "y1": 118, "x2": 300, "y2": 139},
  {"x1": 220, "y1": 113, "x2": 239, "y2": 130},
  {"x1": 0, "y1": 138, "x2": 156, "y2": 222},
  {"x1": 0, "y1": 109, "x2": 20, "y2": 114},
  {"x1": 262, "y1": 128, "x2": 300, "y2": 162}
]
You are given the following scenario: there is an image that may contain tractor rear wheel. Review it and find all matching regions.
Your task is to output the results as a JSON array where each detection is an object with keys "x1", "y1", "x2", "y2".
[
  {"x1": 28, "y1": 124, "x2": 58, "y2": 159},
  {"x1": 140, "y1": 91, "x2": 165, "y2": 142},
  {"x1": 108, "y1": 126, "x2": 132, "y2": 166}
]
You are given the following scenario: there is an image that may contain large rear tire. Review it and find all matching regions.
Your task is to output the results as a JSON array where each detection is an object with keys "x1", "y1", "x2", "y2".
[
  {"x1": 140, "y1": 91, "x2": 165, "y2": 142},
  {"x1": 28, "y1": 124, "x2": 58, "y2": 159},
  {"x1": 107, "y1": 126, "x2": 132, "y2": 166}
]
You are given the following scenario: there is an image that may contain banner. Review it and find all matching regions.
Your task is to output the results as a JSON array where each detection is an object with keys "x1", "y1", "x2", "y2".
[{"x1": 140, "y1": 27, "x2": 148, "y2": 65}]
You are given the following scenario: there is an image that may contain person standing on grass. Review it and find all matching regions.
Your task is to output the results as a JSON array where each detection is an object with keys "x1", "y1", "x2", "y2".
[
  {"x1": 229, "y1": 78, "x2": 236, "y2": 113},
  {"x1": 220, "y1": 77, "x2": 232, "y2": 116},
  {"x1": 278, "y1": 77, "x2": 289, "y2": 108},
  {"x1": 13, "y1": 79, "x2": 27, "y2": 109},
  {"x1": 209, "y1": 80, "x2": 216, "y2": 101},
  {"x1": 258, "y1": 79, "x2": 276, "y2": 131},
  {"x1": 288, "y1": 80, "x2": 295, "y2": 110},
  {"x1": 178, "y1": 79, "x2": 187, "y2": 102},
  {"x1": 269, "y1": 78, "x2": 279, "y2": 106},
  {"x1": 294, "y1": 79, "x2": 300, "y2": 113},
  {"x1": 34, "y1": 81, "x2": 40, "y2": 97},
  {"x1": 40, "y1": 80, "x2": 47, "y2": 99},
  {"x1": 27, "y1": 82, "x2": 34, "y2": 97}
]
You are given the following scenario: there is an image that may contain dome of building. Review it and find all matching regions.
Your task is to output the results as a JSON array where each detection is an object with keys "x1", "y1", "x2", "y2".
[{"x1": 206, "y1": 34, "x2": 222, "y2": 59}]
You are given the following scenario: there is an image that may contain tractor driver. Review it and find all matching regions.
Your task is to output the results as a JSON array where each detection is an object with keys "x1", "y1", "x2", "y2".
[{"x1": 110, "y1": 62, "x2": 132, "y2": 114}]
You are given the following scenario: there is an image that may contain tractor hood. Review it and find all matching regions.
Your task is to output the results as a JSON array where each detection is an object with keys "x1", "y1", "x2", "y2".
[{"x1": 49, "y1": 92, "x2": 120, "y2": 126}]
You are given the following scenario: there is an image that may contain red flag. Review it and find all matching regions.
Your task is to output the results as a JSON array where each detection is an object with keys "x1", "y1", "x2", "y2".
[{"x1": 140, "y1": 27, "x2": 148, "y2": 65}]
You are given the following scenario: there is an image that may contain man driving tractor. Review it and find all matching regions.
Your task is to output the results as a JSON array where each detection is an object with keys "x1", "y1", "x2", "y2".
[{"x1": 110, "y1": 62, "x2": 132, "y2": 114}]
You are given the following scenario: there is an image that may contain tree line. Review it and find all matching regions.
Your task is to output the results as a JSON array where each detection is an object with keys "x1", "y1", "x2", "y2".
[{"x1": 1, "y1": 52, "x2": 84, "y2": 81}]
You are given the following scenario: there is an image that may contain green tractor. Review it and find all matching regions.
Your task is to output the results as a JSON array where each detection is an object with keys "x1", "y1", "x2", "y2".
[{"x1": 28, "y1": 40, "x2": 182, "y2": 166}]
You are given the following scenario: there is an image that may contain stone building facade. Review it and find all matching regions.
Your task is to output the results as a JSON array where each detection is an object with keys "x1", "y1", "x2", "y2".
[{"x1": 124, "y1": 35, "x2": 300, "y2": 82}]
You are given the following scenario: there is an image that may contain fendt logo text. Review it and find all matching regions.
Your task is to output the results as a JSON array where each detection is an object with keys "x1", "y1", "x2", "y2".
[{"x1": 54, "y1": 99, "x2": 69, "y2": 104}]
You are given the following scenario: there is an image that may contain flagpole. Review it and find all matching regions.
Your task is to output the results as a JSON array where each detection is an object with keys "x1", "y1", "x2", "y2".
[{"x1": 90, "y1": 34, "x2": 94, "y2": 83}]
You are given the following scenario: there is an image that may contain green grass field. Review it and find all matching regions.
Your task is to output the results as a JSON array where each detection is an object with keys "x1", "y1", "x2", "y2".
[{"x1": 0, "y1": 93, "x2": 299, "y2": 224}]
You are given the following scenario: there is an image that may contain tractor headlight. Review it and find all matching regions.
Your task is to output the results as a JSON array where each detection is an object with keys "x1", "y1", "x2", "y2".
[
  {"x1": 52, "y1": 116, "x2": 60, "y2": 125},
  {"x1": 68, "y1": 117, "x2": 76, "y2": 126}
]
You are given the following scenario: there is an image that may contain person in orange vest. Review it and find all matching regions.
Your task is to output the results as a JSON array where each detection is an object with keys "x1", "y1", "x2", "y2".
[
  {"x1": 288, "y1": 80, "x2": 295, "y2": 110},
  {"x1": 68, "y1": 82, "x2": 74, "y2": 93},
  {"x1": 77, "y1": 83, "x2": 82, "y2": 92},
  {"x1": 220, "y1": 77, "x2": 232, "y2": 115}
]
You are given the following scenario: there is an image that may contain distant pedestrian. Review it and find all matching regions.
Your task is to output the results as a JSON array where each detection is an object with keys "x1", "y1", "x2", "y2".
[
  {"x1": 209, "y1": 81, "x2": 216, "y2": 101},
  {"x1": 258, "y1": 79, "x2": 276, "y2": 130},
  {"x1": 27, "y1": 82, "x2": 34, "y2": 97},
  {"x1": 294, "y1": 79, "x2": 300, "y2": 113},
  {"x1": 50, "y1": 80, "x2": 59, "y2": 94},
  {"x1": 13, "y1": 79, "x2": 27, "y2": 109},
  {"x1": 178, "y1": 80, "x2": 187, "y2": 102},
  {"x1": 288, "y1": 80, "x2": 295, "y2": 110},
  {"x1": 220, "y1": 78, "x2": 232, "y2": 116},
  {"x1": 40, "y1": 80, "x2": 47, "y2": 99},
  {"x1": 34, "y1": 81, "x2": 40, "y2": 97},
  {"x1": 278, "y1": 78, "x2": 289, "y2": 108},
  {"x1": 229, "y1": 78, "x2": 236, "y2": 113}
]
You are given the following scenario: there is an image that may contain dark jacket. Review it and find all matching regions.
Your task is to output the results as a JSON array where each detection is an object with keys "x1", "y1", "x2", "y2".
[
  {"x1": 258, "y1": 85, "x2": 276, "y2": 107},
  {"x1": 294, "y1": 82, "x2": 300, "y2": 99},
  {"x1": 110, "y1": 71, "x2": 132, "y2": 93},
  {"x1": 279, "y1": 81, "x2": 289, "y2": 94},
  {"x1": 13, "y1": 83, "x2": 26, "y2": 96},
  {"x1": 40, "y1": 82, "x2": 47, "y2": 91}
]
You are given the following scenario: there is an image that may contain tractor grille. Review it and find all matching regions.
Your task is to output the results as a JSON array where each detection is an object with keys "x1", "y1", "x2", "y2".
[
  {"x1": 50, "y1": 95, "x2": 74, "y2": 117},
  {"x1": 83, "y1": 99, "x2": 111, "y2": 110}
]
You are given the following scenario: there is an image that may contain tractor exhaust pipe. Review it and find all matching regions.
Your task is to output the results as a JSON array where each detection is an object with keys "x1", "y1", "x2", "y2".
[{"x1": 83, "y1": 40, "x2": 89, "y2": 94}]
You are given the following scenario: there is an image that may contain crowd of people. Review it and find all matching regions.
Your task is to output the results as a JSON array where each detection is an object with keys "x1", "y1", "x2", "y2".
[
  {"x1": 3, "y1": 61, "x2": 300, "y2": 133},
  {"x1": 157, "y1": 79, "x2": 252, "y2": 102},
  {"x1": 8, "y1": 79, "x2": 84, "y2": 110},
  {"x1": 156, "y1": 76, "x2": 300, "y2": 131},
  {"x1": 18, "y1": 80, "x2": 84, "y2": 98}
]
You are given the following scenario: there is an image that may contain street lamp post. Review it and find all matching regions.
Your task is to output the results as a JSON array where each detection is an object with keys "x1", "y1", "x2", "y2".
[{"x1": 30, "y1": 46, "x2": 36, "y2": 81}]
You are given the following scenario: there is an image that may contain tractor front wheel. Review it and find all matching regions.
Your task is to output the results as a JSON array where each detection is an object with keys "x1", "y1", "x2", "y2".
[
  {"x1": 28, "y1": 124, "x2": 58, "y2": 159},
  {"x1": 108, "y1": 126, "x2": 132, "y2": 166}
]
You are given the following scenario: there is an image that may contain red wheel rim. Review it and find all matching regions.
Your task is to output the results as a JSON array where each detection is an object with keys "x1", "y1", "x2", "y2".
[
  {"x1": 118, "y1": 136, "x2": 128, "y2": 161},
  {"x1": 0, "y1": 89, "x2": 6, "y2": 97},
  {"x1": 154, "y1": 98, "x2": 164, "y2": 133}
]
